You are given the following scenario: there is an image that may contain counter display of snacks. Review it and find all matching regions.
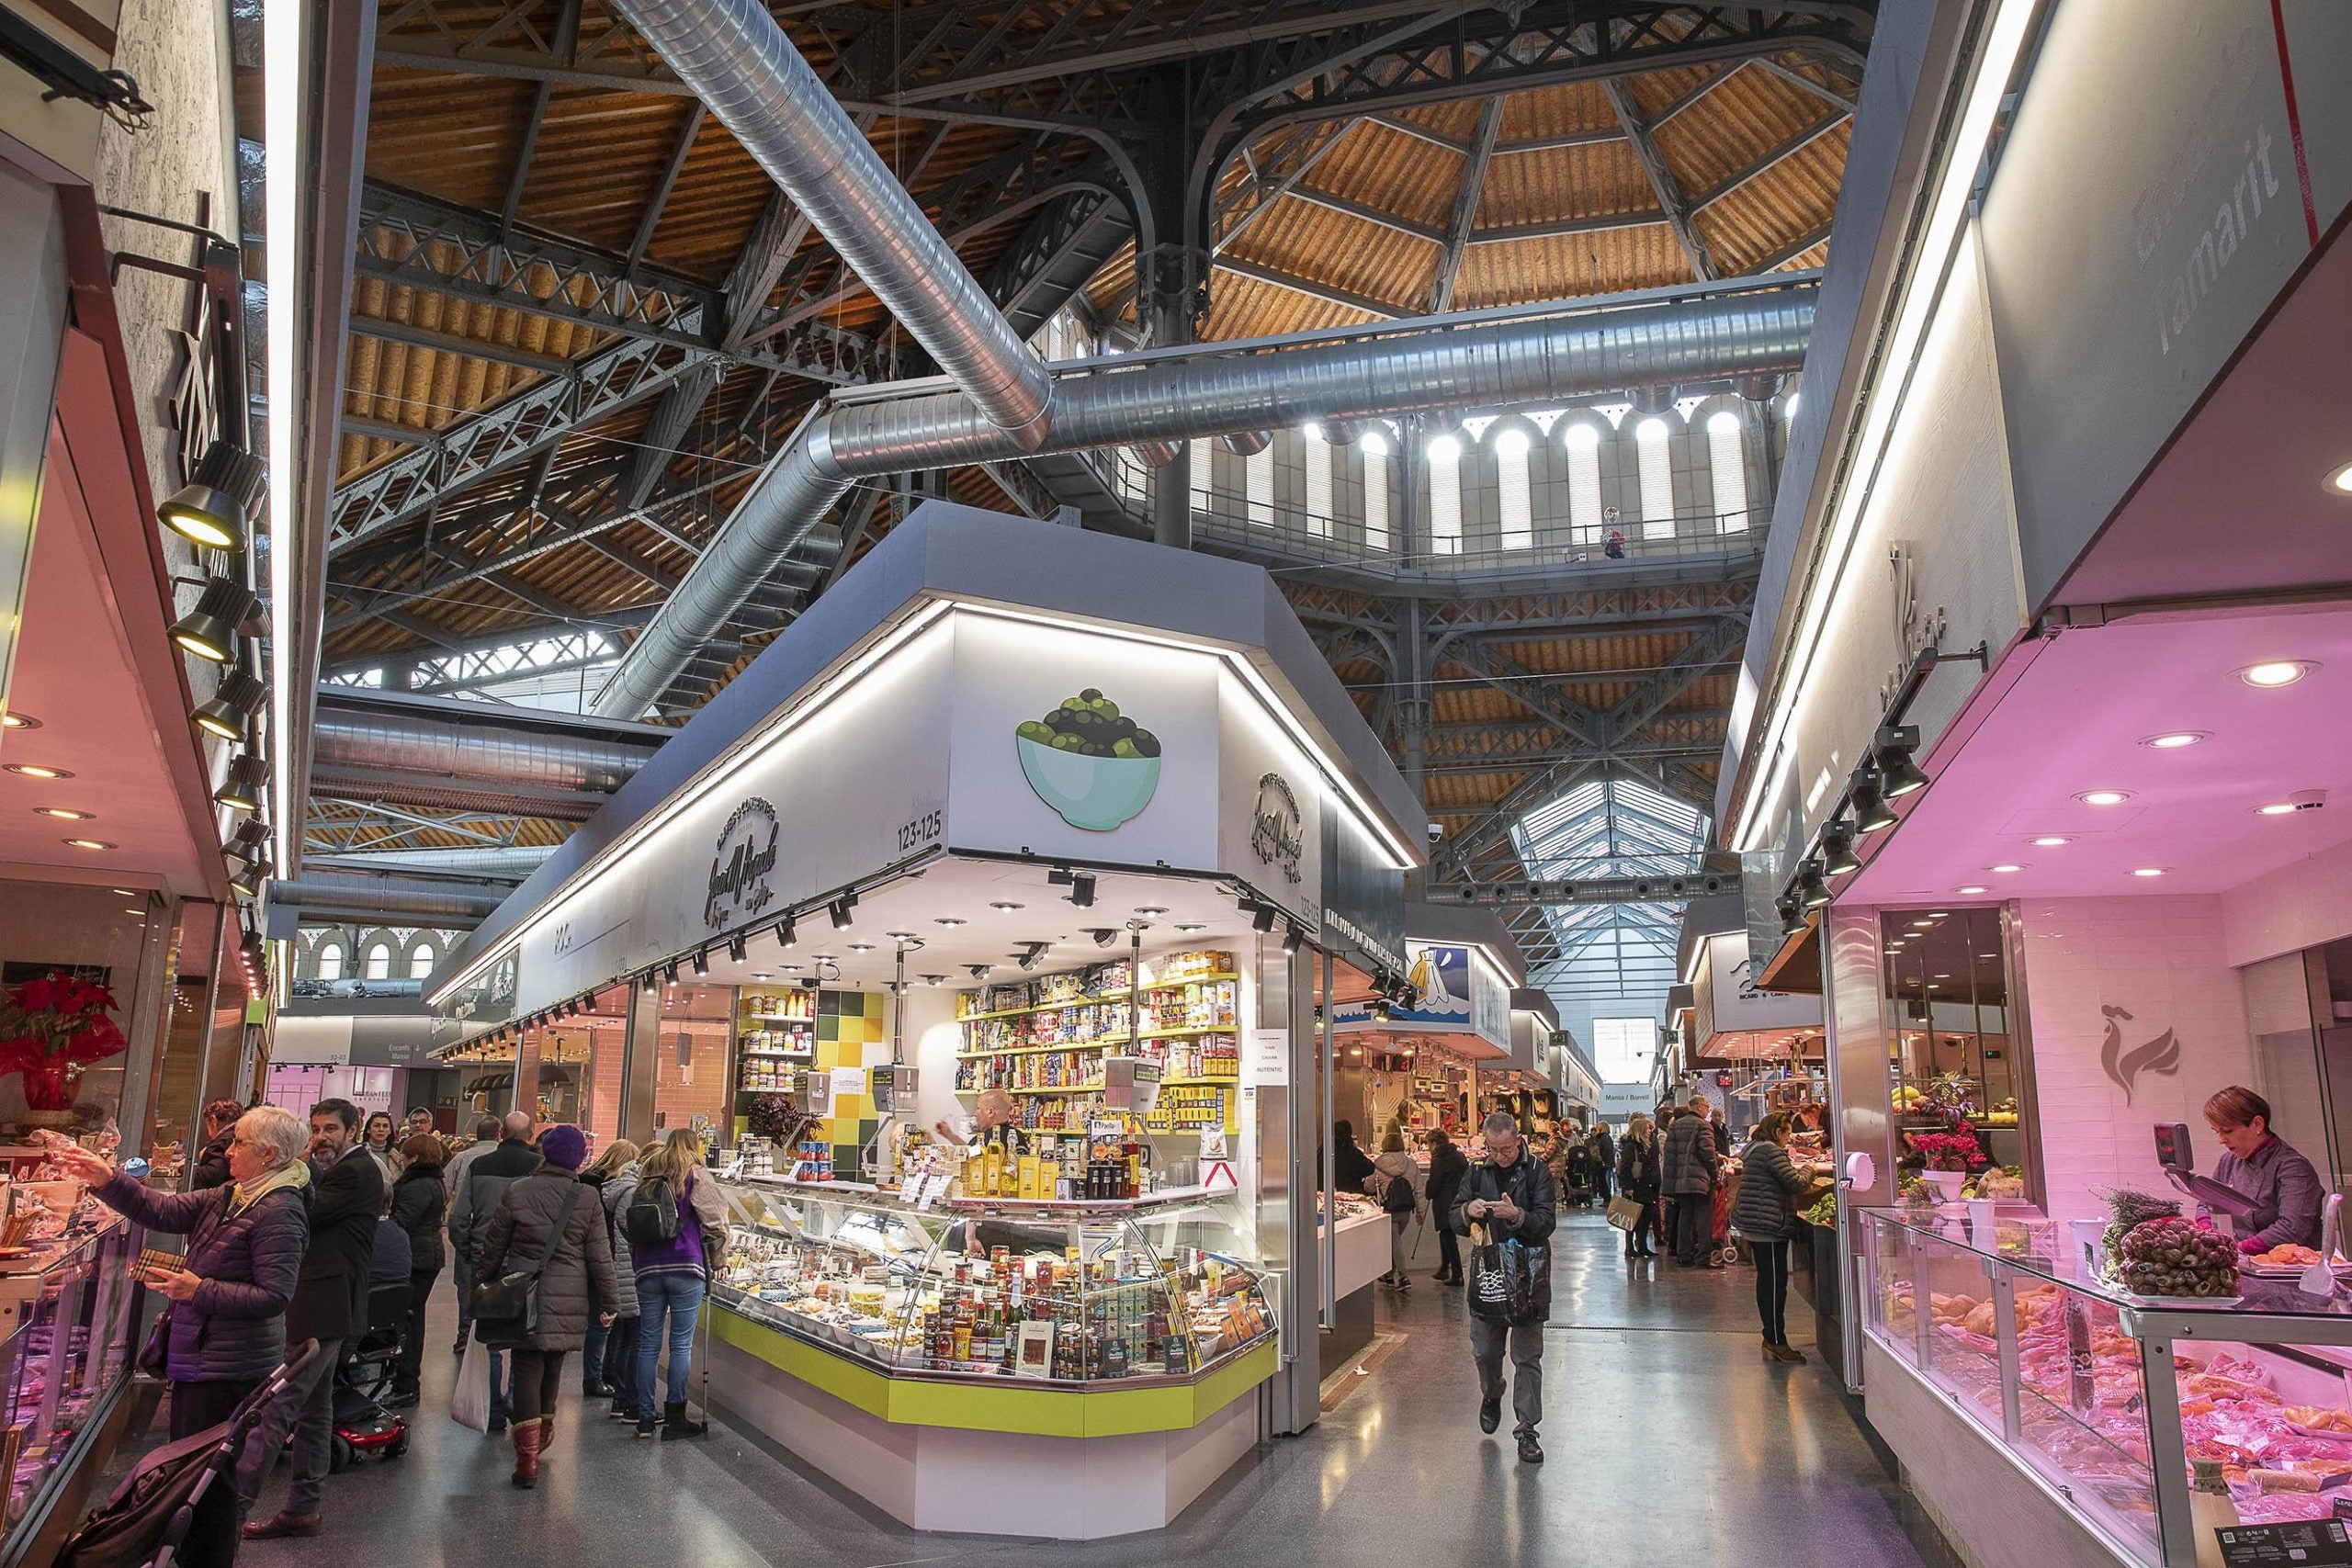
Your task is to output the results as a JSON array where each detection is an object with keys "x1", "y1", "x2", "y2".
[{"x1": 1860, "y1": 1206, "x2": 2352, "y2": 1567}]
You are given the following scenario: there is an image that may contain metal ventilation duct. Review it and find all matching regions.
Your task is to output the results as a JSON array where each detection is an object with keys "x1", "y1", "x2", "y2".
[
  {"x1": 311, "y1": 692, "x2": 663, "y2": 818},
  {"x1": 1220, "y1": 431, "x2": 1273, "y2": 457},
  {"x1": 266, "y1": 873, "x2": 509, "y2": 926},
  {"x1": 607, "y1": 0, "x2": 1052, "y2": 448},
  {"x1": 305, "y1": 846, "x2": 560, "y2": 882},
  {"x1": 594, "y1": 286, "x2": 1818, "y2": 716}
]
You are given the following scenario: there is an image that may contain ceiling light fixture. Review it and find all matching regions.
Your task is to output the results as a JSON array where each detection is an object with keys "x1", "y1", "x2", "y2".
[
  {"x1": 1987, "y1": 863, "x2": 2025, "y2": 874},
  {"x1": 4, "y1": 762, "x2": 73, "y2": 780},
  {"x1": 191, "y1": 671, "x2": 266, "y2": 743},
  {"x1": 33, "y1": 807, "x2": 93, "y2": 821},
  {"x1": 2030, "y1": 836, "x2": 2071, "y2": 847},
  {"x1": 1795, "y1": 859, "x2": 1831, "y2": 910},
  {"x1": 1820, "y1": 822, "x2": 1860, "y2": 877},
  {"x1": 2256, "y1": 802, "x2": 2299, "y2": 817},
  {"x1": 933, "y1": 917, "x2": 966, "y2": 928},
  {"x1": 846, "y1": 942, "x2": 876, "y2": 953},
  {"x1": 2239, "y1": 660, "x2": 2317, "y2": 688},
  {"x1": 1250, "y1": 900, "x2": 1278, "y2": 932},
  {"x1": 774, "y1": 912, "x2": 797, "y2": 949},
  {"x1": 213, "y1": 753, "x2": 267, "y2": 814},
  {"x1": 2132, "y1": 867, "x2": 2168, "y2": 878},
  {"x1": 1849, "y1": 766, "x2": 1897, "y2": 835},
  {"x1": 1175, "y1": 922, "x2": 1206, "y2": 933},
  {"x1": 990, "y1": 901, "x2": 1023, "y2": 914},
  {"x1": 63, "y1": 838, "x2": 117, "y2": 852},
  {"x1": 0, "y1": 712, "x2": 36, "y2": 729},
  {"x1": 1282, "y1": 923, "x2": 1304, "y2": 955},
  {"x1": 158, "y1": 441, "x2": 263, "y2": 552},
  {"x1": 727, "y1": 931, "x2": 748, "y2": 963},
  {"x1": 2326, "y1": 459, "x2": 2352, "y2": 495},
  {"x1": 1134, "y1": 906, "x2": 1168, "y2": 918},
  {"x1": 1955, "y1": 885, "x2": 1990, "y2": 896},
  {"x1": 828, "y1": 891, "x2": 857, "y2": 929},
  {"x1": 1873, "y1": 728, "x2": 1930, "y2": 798},
  {"x1": 1777, "y1": 895, "x2": 1804, "y2": 938},
  {"x1": 1068, "y1": 871, "x2": 1096, "y2": 908},
  {"x1": 169, "y1": 577, "x2": 266, "y2": 664},
  {"x1": 2075, "y1": 789, "x2": 2133, "y2": 807},
  {"x1": 2140, "y1": 730, "x2": 2209, "y2": 750}
]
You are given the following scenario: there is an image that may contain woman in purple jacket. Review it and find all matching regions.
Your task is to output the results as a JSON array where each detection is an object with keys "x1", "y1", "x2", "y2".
[
  {"x1": 59, "y1": 1105, "x2": 312, "y2": 1438},
  {"x1": 628, "y1": 1129, "x2": 728, "y2": 1440}
]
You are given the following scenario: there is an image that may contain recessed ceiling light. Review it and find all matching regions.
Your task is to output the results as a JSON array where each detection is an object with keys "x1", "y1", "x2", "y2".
[
  {"x1": 33, "y1": 807, "x2": 93, "y2": 821},
  {"x1": 2239, "y1": 660, "x2": 2317, "y2": 688},
  {"x1": 1134, "y1": 906, "x2": 1169, "y2": 917},
  {"x1": 2325, "y1": 460, "x2": 2352, "y2": 495},
  {"x1": 2075, "y1": 789, "x2": 2133, "y2": 807},
  {"x1": 1927, "y1": 911, "x2": 1949, "y2": 918},
  {"x1": 846, "y1": 942, "x2": 875, "y2": 953},
  {"x1": 933, "y1": 917, "x2": 967, "y2": 928},
  {"x1": 1933, "y1": 973, "x2": 1951, "y2": 979},
  {"x1": 1987, "y1": 863, "x2": 2025, "y2": 874},
  {"x1": 989, "y1": 901, "x2": 1023, "y2": 913},
  {"x1": 112, "y1": 888, "x2": 136, "y2": 897},
  {"x1": 2140, "y1": 731, "x2": 2209, "y2": 750},
  {"x1": 2256, "y1": 802, "x2": 2299, "y2": 816},
  {"x1": 4, "y1": 763, "x2": 73, "y2": 780},
  {"x1": 750, "y1": 973, "x2": 772, "y2": 982},
  {"x1": 2030, "y1": 836, "x2": 2072, "y2": 847},
  {"x1": 63, "y1": 838, "x2": 116, "y2": 852},
  {"x1": 2131, "y1": 866, "x2": 2169, "y2": 878},
  {"x1": 1175, "y1": 922, "x2": 1207, "y2": 932},
  {"x1": 1955, "y1": 885, "x2": 1990, "y2": 895},
  {"x1": 0, "y1": 712, "x2": 37, "y2": 729}
]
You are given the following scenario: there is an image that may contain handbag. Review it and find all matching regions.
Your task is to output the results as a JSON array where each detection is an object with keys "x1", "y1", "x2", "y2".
[
  {"x1": 135, "y1": 1307, "x2": 171, "y2": 1377},
  {"x1": 472, "y1": 1183, "x2": 583, "y2": 1348},
  {"x1": 1467, "y1": 1222, "x2": 1518, "y2": 1322},
  {"x1": 1605, "y1": 1195, "x2": 1645, "y2": 1231}
]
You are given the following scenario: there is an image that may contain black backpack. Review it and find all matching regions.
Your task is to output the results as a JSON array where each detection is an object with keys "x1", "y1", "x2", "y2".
[
  {"x1": 623, "y1": 1172, "x2": 683, "y2": 1247},
  {"x1": 1381, "y1": 1169, "x2": 1417, "y2": 1213}
]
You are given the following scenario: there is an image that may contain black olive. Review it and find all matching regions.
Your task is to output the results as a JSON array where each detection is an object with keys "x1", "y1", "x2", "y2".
[
  {"x1": 1133, "y1": 733, "x2": 1161, "y2": 757},
  {"x1": 1080, "y1": 687, "x2": 1102, "y2": 701}
]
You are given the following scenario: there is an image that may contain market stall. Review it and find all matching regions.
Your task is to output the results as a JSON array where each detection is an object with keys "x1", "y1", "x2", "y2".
[{"x1": 425, "y1": 504, "x2": 1421, "y2": 1537}]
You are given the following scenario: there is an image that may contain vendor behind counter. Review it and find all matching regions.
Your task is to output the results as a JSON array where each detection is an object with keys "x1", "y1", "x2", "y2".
[{"x1": 2206, "y1": 1086, "x2": 2327, "y2": 1252}]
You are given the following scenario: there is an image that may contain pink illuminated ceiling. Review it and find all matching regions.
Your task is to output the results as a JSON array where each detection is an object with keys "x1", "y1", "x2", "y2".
[{"x1": 1844, "y1": 607, "x2": 2352, "y2": 902}]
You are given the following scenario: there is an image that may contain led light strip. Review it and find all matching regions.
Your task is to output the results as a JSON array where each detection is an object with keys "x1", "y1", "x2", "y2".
[
  {"x1": 1732, "y1": 0, "x2": 2038, "y2": 853},
  {"x1": 264, "y1": 0, "x2": 301, "y2": 882}
]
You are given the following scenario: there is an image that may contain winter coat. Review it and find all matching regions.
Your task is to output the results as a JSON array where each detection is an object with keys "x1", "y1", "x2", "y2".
[
  {"x1": 1589, "y1": 1127, "x2": 1615, "y2": 1173},
  {"x1": 190, "y1": 1132, "x2": 234, "y2": 1192},
  {"x1": 390, "y1": 1166, "x2": 447, "y2": 1275},
  {"x1": 448, "y1": 1138, "x2": 542, "y2": 1262},
  {"x1": 96, "y1": 1173, "x2": 308, "y2": 1383},
  {"x1": 1734, "y1": 1140, "x2": 1808, "y2": 1241},
  {"x1": 628, "y1": 1168, "x2": 729, "y2": 1283},
  {"x1": 1661, "y1": 1112, "x2": 1718, "y2": 1198},
  {"x1": 1332, "y1": 1138, "x2": 1375, "y2": 1195},
  {"x1": 475, "y1": 1167, "x2": 621, "y2": 1352},
  {"x1": 601, "y1": 1164, "x2": 640, "y2": 1316},
  {"x1": 1424, "y1": 1143, "x2": 1469, "y2": 1221},
  {"x1": 1617, "y1": 1134, "x2": 1662, "y2": 1200},
  {"x1": 287, "y1": 1146, "x2": 386, "y2": 1345}
]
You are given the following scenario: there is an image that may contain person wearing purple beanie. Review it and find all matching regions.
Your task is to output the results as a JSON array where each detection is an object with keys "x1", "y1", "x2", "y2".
[{"x1": 474, "y1": 1123, "x2": 618, "y2": 1486}]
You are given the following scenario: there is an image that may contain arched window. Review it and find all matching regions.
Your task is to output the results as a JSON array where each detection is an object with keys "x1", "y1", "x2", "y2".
[
  {"x1": 1188, "y1": 439, "x2": 1212, "y2": 519},
  {"x1": 1706, "y1": 410, "x2": 1748, "y2": 533},
  {"x1": 1563, "y1": 423, "x2": 1604, "y2": 542},
  {"x1": 410, "y1": 944, "x2": 436, "y2": 980},
  {"x1": 1360, "y1": 430, "x2": 1391, "y2": 551},
  {"x1": 1426, "y1": 433, "x2": 1463, "y2": 554},
  {"x1": 1246, "y1": 444, "x2": 1273, "y2": 528},
  {"x1": 1494, "y1": 427, "x2": 1532, "y2": 550},
  {"x1": 1634, "y1": 416, "x2": 1676, "y2": 539},
  {"x1": 1301, "y1": 425, "x2": 1332, "y2": 537},
  {"x1": 365, "y1": 943, "x2": 391, "y2": 981},
  {"x1": 316, "y1": 944, "x2": 344, "y2": 981}
]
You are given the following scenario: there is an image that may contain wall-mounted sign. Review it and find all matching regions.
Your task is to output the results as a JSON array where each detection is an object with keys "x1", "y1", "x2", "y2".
[
  {"x1": 706, "y1": 797, "x2": 781, "y2": 929},
  {"x1": 1250, "y1": 772, "x2": 1304, "y2": 885},
  {"x1": 2098, "y1": 1004, "x2": 2180, "y2": 1104},
  {"x1": 1013, "y1": 686, "x2": 1163, "y2": 831},
  {"x1": 1333, "y1": 942, "x2": 1510, "y2": 1053}
]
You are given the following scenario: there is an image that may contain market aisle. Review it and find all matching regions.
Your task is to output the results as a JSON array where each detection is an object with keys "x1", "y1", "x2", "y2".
[{"x1": 240, "y1": 1214, "x2": 1946, "y2": 1567}]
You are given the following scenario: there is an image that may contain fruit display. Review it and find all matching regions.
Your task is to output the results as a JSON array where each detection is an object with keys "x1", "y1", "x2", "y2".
[
  {"x1": 2115, "y1": 1216, "x2": 2242, "y2": 1298},
  {"x1": 1802, "y1": 1191, "x2": 1838, "y2": 1227},
  {"x1": 1962, "y1": 1165, "x2": 2026, "y2": 1200},
  {"x1": 1892, "y1": 1085, "x2": 1928, "y2": 1113},
  {"x1": 1981, "y1": 1097, "x2": 2019, "y2": 1128},
  {"x1": 1017, "y1": 688, "x2": 1161, "y2": 759}
]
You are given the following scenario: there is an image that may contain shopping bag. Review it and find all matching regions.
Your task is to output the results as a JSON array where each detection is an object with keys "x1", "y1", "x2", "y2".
[
  {"x1": 451, "y1": 1337, "x2": 492, "y2": 1432},
  {"x1": 1467, "y1": 1223, "x2": 1517, "y2": 1323},
  {"x1": 1605, "y1": 1195, "x2": 1645, "y2": 1232}
]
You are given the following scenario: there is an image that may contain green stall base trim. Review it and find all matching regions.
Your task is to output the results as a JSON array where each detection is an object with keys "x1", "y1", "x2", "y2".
[{"x1": 707, "y1": 1305, "x2": 1275, "y2": 1438}]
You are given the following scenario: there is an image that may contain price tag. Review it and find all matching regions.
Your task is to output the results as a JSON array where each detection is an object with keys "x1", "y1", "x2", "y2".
[{"x1": 2217, "y1": 1520, "x2": 2352, "y2": 1563}]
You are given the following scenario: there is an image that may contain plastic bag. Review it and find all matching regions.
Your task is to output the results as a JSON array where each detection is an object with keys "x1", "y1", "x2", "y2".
[{"x1": 451, "y1": 1337, "x2": 492, "y2": 1432}]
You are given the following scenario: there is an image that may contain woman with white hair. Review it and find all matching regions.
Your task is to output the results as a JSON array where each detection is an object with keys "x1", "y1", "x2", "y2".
[{"x1": 57, "y1": 1105, "x2": 313, "y2": 1438}]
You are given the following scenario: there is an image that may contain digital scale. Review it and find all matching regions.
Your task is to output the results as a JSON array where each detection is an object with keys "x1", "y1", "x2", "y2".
[{"x1": 2154, "y1": 1122, "x2": 2263, "y2": 1218}]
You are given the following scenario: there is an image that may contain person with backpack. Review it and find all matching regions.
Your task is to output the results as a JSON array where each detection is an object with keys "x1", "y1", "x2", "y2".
[
  {"x1": 1373, "y1": 1129, "x2": 1422, "y2": 1289},
  {"x1": 626, "y1": 1127, "x2": 729, "y2": 1439},
  {"x1": 447, "y1": 1111, "x2": 541, "y2": 1431}
]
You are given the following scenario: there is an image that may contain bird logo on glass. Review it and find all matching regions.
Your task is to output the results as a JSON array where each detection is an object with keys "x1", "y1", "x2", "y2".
[{"x1": 2099, "y1": 1004, "x2": 2179, "y2": 1105}]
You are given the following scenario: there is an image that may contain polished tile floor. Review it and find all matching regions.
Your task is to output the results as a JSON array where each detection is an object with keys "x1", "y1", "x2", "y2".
[{"x1": 234, "y1": 1213, "x2": 1950, "y2": 1566}]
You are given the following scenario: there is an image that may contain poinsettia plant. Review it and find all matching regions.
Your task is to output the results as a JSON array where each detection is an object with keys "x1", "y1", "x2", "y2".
[
  {"x1": 1910, "y1": 1124, "x2": 1989, "y2": 1173},
  {"x1": 0, "y1": 971, "x2": 128, "y2": 1074}
]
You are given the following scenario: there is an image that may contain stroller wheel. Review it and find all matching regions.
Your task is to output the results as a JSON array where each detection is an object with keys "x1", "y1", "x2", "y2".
[{"x1": 330, "y1": 1435, "x2": 355, "y2": 1473}]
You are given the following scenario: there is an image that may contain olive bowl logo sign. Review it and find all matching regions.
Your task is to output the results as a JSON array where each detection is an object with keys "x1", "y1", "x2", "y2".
[
  {"x1": 1250, "y1": 772, "x2": 1304, "y2": 885},
  {"x1": 707, "y1": 797, "x2": 781, "y2": 929}
]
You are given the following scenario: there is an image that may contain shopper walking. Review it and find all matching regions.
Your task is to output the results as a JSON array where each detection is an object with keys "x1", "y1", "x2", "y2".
[
  {"x1": 595, "y1": 1140, "x2": 645, "y2": 1420},
  {"x1": 1373, "y1": 1130, "x2": 1421, "y2": 1288},
  {"x1": 441, "y1": 1112, "x2": 504, "y2": 1351},
  {"x1": 1662, "y1": 1096, "x2": 1719, "y2": 1267},
  {"x1": 387, "y1": 1134, "x2": 447, "y2": 1408},
  {"x1": 1450, "y1": 1111, "x2": 1557, "y2": 1464},
  {"x1": 448, "y1": 1111, "x2": 542, "y2": 1427},
  {"x1": 627, "y1": 1128, "x2": 729, "y2": 1439},
  {"x1": 1425, "y1": 1129, "x2": 1468, "y2": 1286},
  {"x1": 1735, "y1": 1112, "x2": 1811, "y2": 1363},
  {"x1": 360, "y1": 1112, "x2": 401, "y2": 1185},
  {"x1": 577, "y1": 1138, "x2": 637, "y2": 1398},
  {"x1": 189, "y1": 1098, "x2": 246, "y2": 1191},
  {"x1": 1589, "y1": 1122, "x2": 1615, "y2": 1204},
  {"x1": 239, "y1": 1099, "x2": 386, "y2": 1541},
  {"x1": 1616, "y1": 1114, "x2": 1662, "y2": 1258},
  {"x1": 473, "y1": 1123, "x2": 618, "y2": 1488}
]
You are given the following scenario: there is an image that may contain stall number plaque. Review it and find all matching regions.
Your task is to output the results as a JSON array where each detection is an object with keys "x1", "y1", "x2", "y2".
[{"x1": 2220, "y1": 1520, "x2": 2352, "y2": 1564}]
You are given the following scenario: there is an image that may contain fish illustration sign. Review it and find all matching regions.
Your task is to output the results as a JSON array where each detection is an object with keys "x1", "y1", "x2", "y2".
[{"x1": 1333, "y1": 942, "x2": 1510, "y2": 1051}]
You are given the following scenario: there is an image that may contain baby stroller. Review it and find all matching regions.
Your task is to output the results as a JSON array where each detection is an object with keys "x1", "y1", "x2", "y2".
[
  {"x1": 58, "y1": 1343, "x2": 319, "y2": 1568},
  {"x1": 1559, "y1": 1145, "x2": 1596, "y2": 1208},
  {"x1": 330, "y1": 1280, "x2": 413, "y2": 1471}
]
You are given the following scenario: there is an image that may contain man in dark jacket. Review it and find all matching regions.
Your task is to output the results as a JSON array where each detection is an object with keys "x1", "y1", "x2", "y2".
[
  {"x1": 239, "y1": 1098, "x2": 385, "y2": 1540},
  {"x1": 1449, "y1": 1111, "x2": 1557, "y2": 1465},
  {"x1": 448, "y1": 1111, "x2": 542, "y2": 1428},
  {"x1": 1661, "y1": 1096, "x2": 1719, "y2": 1267},
  {"x1": 1589, "y1": 1123, "x2": 1616, "y2": 1203}
]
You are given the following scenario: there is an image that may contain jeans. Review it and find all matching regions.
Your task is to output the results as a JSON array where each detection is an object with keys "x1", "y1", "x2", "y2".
[
  {"x1": 1673, "y1": 1190, "x2": 1713, "y2": 1264},
  {"x1": 636, "y1": 1273, "x2": 705, "y2": 1416},
  {"x1": 1468, "y1": 1317, "x2": 1543, "y2": 1436},
  {"x1": 1753, "y1": 1238, "x2": 1792, "y2": 1344},
  {"x1": 236, "y1": 1335, "x2": 342, "y2": 1517},
  {"x1": 582, "y1": 1317, "x2": 609, "y2": 1388},
  {"x1": 604, "y1": 1315, "x2": 640, "y2": 1409}
]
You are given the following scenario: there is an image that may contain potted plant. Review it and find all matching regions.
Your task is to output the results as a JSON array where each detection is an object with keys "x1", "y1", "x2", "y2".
[
  {"x1": 1909, "y1": 1124, "x2": 1988, "y2": 1202},
  {"x1": 0, "y1": 972, "x2": 128, "y2": 1126}
]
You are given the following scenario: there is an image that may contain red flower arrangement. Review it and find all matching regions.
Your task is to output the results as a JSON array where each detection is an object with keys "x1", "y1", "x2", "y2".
[
  {"x1": 0, "y1": 972, "x2": 128, "y2": 1112},
  {"x1": 1910, "y1": 1125, "x2": 1989, "y2": 1173}
]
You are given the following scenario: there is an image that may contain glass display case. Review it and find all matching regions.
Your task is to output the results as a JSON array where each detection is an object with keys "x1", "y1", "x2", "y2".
[
  {"x1": 707, "y1": 1175, "x2": 1274, "y2": 1386},
  {"x1": 0, "y1": 1213, "x2": 136, "y2": 1537},
  {"x1": 1859, "y1": 1205, "x2": 2352, "y2": 1567}
]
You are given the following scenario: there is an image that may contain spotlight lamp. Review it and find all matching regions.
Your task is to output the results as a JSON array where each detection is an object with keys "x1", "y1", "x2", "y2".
[
  {"x1": 191, "y1": 671, "x2": 266, "y2": 744},
  {"x1": 775, "y1": 912, "x2": 797, "y2": 949},
  {"x1": 214, "y1": 753, "x2": 268, "y2": 814},
  {"x1": 1016, "y1": 942, "x2": 1049, "y2": 972},
  {"x1": 1849, "y1": 766, "x2": 1897, "y2": 835},
  {"x1": 1795, "y1": 858, "x2": 1832, "y2": 910},
  {"x1": 1250, "y1": 900, "x2": 1278, "y2": 933},
  {"x1": 1282, "y1": 923, "x2": 1304, "y2": 955},
  {"x1": 829, "y1": 891, "x2": 857, "y2": 929},
  {"x1": 1068, "y1": 871, "x2": 1097, "y2": 908},
  {"x1": 691, "y1": 948, "x2": 710, "y2": 976},
  {"x1": 662, "y1": 960, "x2": 680, "y2": 986},
  {"x1": 727, "y1": 932, "x2": 749, "y2": 963},
  {"x1": 1872, "y1": 726, "x2": 1929, "y2": 799},
  {"x1": 169, "y1": 577, "x2": 266, "y2": 664},
  {"x1": 157, "y1": 440, "x2": 265, "y2": 553},
  {"x1": 1777, "y1": 894, "x2": 1805, "y2": 938},
  {"x1": 640, "y1": 971, "x2": 659, "y2": 994},
  {"x1": 1370, "y1": 998, "x2": 1392, "y2": 1023},
  {"x1": 1820, "y1": 822, "x2": 1861, "y2": 878}
]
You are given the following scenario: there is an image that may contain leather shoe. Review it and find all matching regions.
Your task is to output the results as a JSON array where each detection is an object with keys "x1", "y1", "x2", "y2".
[
  {"x1": 243, "y1": 1512, "x2": 323, "y2": 1540},
  {"x1": 1517, "y1": 1432, "x2": 1544, "y2": 1464},
  {"x1": 1478, "y1": 1396, "x2": 1501, "y2": 1435}
]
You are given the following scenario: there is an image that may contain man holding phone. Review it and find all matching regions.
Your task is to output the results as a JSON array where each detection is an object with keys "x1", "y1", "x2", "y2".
[{"x1": 1450, "y1": 1111, "x2": 1558, "y2": 1465}]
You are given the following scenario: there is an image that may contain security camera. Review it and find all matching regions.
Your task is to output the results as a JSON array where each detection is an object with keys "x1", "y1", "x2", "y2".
[
  {"x1": 967, "y1": 964, "x2": 992, "y2": 980},
  {"x1": 1426, "y1": 822, "x2": 1444, "y2": 843},
  {"x1": 1089, "y1": 928, "x2": 1119, "y2": 948},
  {"x1": 797, "y1": 977, "x2": 820, "y2": 991}
]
